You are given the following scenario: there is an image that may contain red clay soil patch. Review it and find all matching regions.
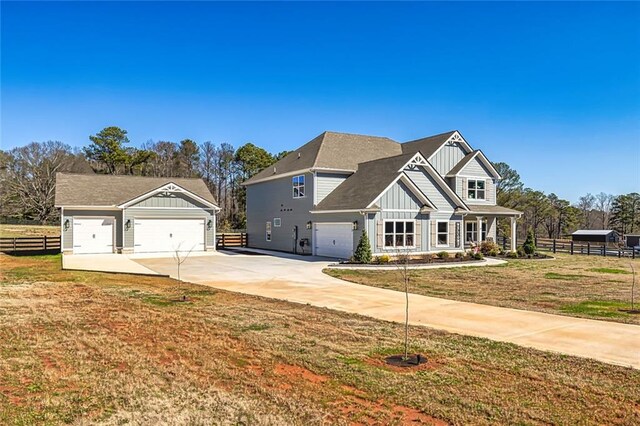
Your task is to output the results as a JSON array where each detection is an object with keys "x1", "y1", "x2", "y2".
[{"x1": 273, "y1": 363, "x2": 328, "y2": 384}]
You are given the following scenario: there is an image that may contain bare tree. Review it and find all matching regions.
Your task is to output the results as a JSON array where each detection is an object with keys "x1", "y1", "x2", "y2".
[
  {"x1": 576, "y1": 193, "x2": 596, "y2": 229},
  {"x1": 393, "y1": 249, "x2": 412, "y2": 361},
  {"x1": 173, "y1": 243, "x2": 195, "y2": 301},
  {"x1": 595, "y1": 192, "x2": 614, "y2": 229}
]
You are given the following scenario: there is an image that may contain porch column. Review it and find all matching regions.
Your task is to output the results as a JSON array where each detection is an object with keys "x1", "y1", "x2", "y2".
[
  {"x1": 486, "y1": 216, "x2": 497, "y2": 242},
  {"x1": 510, "y1": 216, "x2": 517, "y2": 252},
  {"x1": 476, "y1": 216, "x2": 484, "y2": 243}
]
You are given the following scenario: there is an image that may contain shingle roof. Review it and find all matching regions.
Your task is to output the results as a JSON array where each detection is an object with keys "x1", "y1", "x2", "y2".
[
  {"x1": 446, "y1": 151, "x2": 478, "y2": 176},
  {"x1": 314, "y1": 153, "x2": 416, "y2": 211},
  {"x1": 243, "y1": 131, "x2": 402, "y2": 185},
  {"x1": 400, "y1": 130, "x2": 457, "y2": 158},
  {"x1": 55, "y1": 173, "x2": 217, "y2": 207}
]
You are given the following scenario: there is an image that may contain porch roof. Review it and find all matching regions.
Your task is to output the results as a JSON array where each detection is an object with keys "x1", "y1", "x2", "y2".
[{"x1": 464, "y1": 205, "x2": 522, "y2": 216}]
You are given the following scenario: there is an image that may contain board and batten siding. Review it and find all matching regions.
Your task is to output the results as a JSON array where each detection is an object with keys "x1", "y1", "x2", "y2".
[
  {"x1": 404, "y1": 168, "x2": 457, "y2": 211},
  {"x1": 315, "y1": 172, "x2": 349, "y2": 205},
  {"x1": 246, "y1": 172, "x2": 315, "y2": 253},
  {"x1": 123, "y1": 192, "x2": 215, "y2": 250},
  {"x1": 455, "y1": 157, "x2": 496, "y2": 205},
  {"x1": 430, "y1": 143, "x2": 468, "y2": 176},
  {"x1": 378, "y1": 181, "x2": 423, "y2": 210},
  {"x1": 62, "y1": 209, "x2": 123, "y2": 251}
]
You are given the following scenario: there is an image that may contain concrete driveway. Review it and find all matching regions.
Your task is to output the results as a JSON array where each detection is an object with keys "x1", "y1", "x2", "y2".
[{"x1": 136, "y1": 250, "x2": 640, "y2": 369}]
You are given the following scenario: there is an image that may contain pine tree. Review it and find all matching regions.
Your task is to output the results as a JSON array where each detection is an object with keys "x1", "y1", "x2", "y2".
[
  {"x1": 523, "y1": 229, "x2": 536, "y2": 257},
  {"x1": 353, "y1": 230, "x2": 372, "y2": 263}
]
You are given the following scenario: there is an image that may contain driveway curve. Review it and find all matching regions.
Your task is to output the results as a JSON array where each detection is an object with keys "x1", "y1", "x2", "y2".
[{"x1": 136, "y1": 250, "x2": 640, "y2": 369}]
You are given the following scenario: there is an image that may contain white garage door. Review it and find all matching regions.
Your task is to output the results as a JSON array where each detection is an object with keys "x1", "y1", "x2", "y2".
[
  {"x1": 315, "y1": 223, "x2": 353, "y2": 259},
  {"x1": 73, "y1": 218, "x2": 114, "y2": 254},
  {"x1": 134, "y1": 219, "x2": 205, "y2": 253}
]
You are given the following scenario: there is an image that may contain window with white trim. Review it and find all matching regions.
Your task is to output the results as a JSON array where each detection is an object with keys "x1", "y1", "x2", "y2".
[
  {"x1": 437, "y1": 221, "x2": 449, "y2": 246},
  {"x1": 384, "y1": 220, "x2": 415, "y2": 248},
  {"x1": 467, "y1": 179, "x2": 486, "y2": 200},
  {"x1": 266, "y1": 222, "x2": 272, "y2": 241},
  {"x1": 274, "y1": 218, "x2": 281, "y2": 227},
  {"x1": 292, "y1": 175, "x2": 305, "y2": 198},
  {"x1": 465, "y1": 221, "x2": 486, "y2": 243}
]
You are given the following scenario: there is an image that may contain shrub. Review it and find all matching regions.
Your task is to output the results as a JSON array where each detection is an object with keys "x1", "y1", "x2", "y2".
[
  {"x1": 353, "y1": 230, "x2": 372, "y2": 263},
  {"x1": 523, "y1": 230, "x2": 536, "y2": 257},
  {"x1": 479, "y1": 240, "x2": 500, "y2": 256},
  {"x1": 473, "y1": 252, "x2": 484, "y2": 260},
  {"x1": 488, "y1": 248, "x2": 499, "y2": 256},
  {"x1": 507, "y1": 251, "x2": 519, "y2": 259},
  {"x1": 436, "y1": 251, "x2": 449, "y2": 259},
  {"x1": 375, "y1": 254, "x2": 390, "y2": 264},
  {"x1": 454, "y1": 252, "x2": 464, "y2": 259},
  {"x1": 516, "y1": 245, "x2": 526, "y2": 258}
]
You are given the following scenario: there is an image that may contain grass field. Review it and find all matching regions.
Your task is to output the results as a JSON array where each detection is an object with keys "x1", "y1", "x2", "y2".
[
  {"x1": 325, "y1": 253, "x2": 640, "y2": 325},
  {"x1": 1, "y1": 254, "x2": 639, "y2": 425},
  {"x1": 0, "y1": 224, "x2": 59, "y2": 238}
]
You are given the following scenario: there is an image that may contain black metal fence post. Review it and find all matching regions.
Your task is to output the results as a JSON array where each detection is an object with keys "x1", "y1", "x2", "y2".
[
  {"x1": 570, "y1": 241, "x2": 574, "y2": 255},
  {"x1": 553, "y1": 239, "x2": 556, "y2": 253},
  {"x1": 587, "y1": 242, "x2": 590, "y2": 255}
]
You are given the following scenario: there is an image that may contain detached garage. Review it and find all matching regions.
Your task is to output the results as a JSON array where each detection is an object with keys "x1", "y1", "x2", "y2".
[{"x1": 55, "y1": 173, "x2": 219, "y2": 255}]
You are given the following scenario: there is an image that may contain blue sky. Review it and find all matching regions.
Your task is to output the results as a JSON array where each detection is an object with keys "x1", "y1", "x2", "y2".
[{"x1": 2, "y1": 1, "x2": 639, "y2": 202}]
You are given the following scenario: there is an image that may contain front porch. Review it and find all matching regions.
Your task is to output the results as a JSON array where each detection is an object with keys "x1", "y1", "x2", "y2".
[{"x1": 462, "y1": 206, "x2": 522, "y2": 252}]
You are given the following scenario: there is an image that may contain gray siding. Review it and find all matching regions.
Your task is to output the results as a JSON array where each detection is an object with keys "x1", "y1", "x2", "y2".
[
  {"x1": 246, "y1": 172, "x2": 315, "y2": 253},
  {"x1": 379, "y1": 181, "x2": 422, "y2": 210},
  {"x1": 315, "y1": 172, "x2": 349, "y2": 205},
  {"x1": 430, "y1": 143, "x2": 467, "y2": 175},
  {"x1": 131, "y1": 192, "x2": 209, "y2": 209},
  {"x1": 123, "y1": 208, "x2": 215, "y2": 249},
  {"x1": 62, "y1": 209, "x2": 123, "y2": 251},
  {"x1": 455, "y1": 156, "x2": 496, "y2": 205},
  {"x1": 405, "y1": 168, "x2": 457, "y2": 211}
]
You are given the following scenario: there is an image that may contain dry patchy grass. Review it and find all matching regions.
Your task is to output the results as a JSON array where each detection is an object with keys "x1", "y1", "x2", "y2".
[
  {"x1": 326, "y1": 253, "x2": 640, "y2": 324},
  {"x1": 0, "y1": 225, "x2": 59, "y2": 238},
  {"x1": 0, "y1": 254, "x2": 639, "y2": 425}
]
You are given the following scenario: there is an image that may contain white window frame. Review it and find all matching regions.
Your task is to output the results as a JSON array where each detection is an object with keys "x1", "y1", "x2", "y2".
[
  {"x1": 273, "y1": 218, "x2": 281, "y2": 227},
  {"x1": 465, "y1": 221, "x2": 487, "y2": 243},
  {"x1": 467, "y1": 179, "x2": 486, "y2": 200},
  {"x1": 292, "y1": 175, "x2": 306, "y2": 199},
  {"x1": 266, "y1": 221, "x2": 272, "y2": 242},
  {"x1": 436, "y1": 221, "x2": 449, "y2": 247},
  {"x1": 383, "y1": 219, "x2": 416, "y2": 249}
]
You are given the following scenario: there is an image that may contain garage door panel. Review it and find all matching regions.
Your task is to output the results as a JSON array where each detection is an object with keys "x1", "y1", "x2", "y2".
[
  {"x1": 315, "y1": 223, "x2": 353, "y2": 259},
  {"x1": 73, "y1": 218, "x2": 114, "y2": 254},
  {"x1": 134, "y1": 219, "x2": 205, "y2": 253}
]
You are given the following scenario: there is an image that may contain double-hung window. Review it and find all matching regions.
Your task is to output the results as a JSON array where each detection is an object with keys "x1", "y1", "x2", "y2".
[
  {"x1": 384, "y1": 220, "x2": 415, "y2": 248},
  {"x1": 292, "y1": 175, "x2": 305, "y2": 198},
  {"x1": 465, "y1": 222, "x2": 486, "y2": 242},
  {"x1": 467, "y1": 179, "x2": 486, "y2": 200},
  {"x1": 437, "y1": 221, "x2": 449, "y2": 246}
]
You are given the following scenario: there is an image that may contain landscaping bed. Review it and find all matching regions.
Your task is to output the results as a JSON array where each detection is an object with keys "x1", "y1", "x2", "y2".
[{"x1": 1, "y1": 253, "x2": 639, "y2": 424}]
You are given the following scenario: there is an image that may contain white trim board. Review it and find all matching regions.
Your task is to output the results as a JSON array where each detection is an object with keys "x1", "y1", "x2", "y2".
[{"x1": 118, "y1": 183, "x2": 219, "y2": 210}]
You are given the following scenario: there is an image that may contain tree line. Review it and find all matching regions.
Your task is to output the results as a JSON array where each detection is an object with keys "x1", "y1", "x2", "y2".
[
  {"x1": 494, "y1": 162, "x2": 639, "y2": 239},
  {"x1": 0, "y1": 126, "x2": 286, "y2": 229},
  {"x1": 1, "y1": 126, "x2": 638, "y2": 238}
]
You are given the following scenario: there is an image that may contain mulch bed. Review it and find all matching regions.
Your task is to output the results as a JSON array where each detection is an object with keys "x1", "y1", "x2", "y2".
[{"x1": 385, "y1": 354, "x2": 428, "y2": 368}]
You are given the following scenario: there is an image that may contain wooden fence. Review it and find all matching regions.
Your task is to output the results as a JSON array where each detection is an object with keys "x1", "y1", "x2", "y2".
[
  {"x1": 216, "y1": 233, "x2": 248, "y2": 249},
  {"x1": 496, "y1": 236, "x2": 637, "y2": 258},
  {"x1": 0, "y1": 236, "x2": 61, "y2": 254}
]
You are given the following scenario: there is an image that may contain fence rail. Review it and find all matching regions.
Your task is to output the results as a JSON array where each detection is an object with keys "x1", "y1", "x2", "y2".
[
  {"x1": 496, "y1": 236, "x2": 637, "y2": 259},
  {"x1": 216, "y1": 233, "x2": 248, "y2": 249},
  {"x1": 0, "y1": 236, "x2": 61, "y2": 254}
]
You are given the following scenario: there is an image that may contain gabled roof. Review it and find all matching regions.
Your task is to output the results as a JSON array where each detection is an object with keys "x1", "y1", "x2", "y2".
[
  {"x1": 314, "y1": 151, "x2": 469, "y2": 212},
  {"x1": 243, "y1": 131, "x2": 402, "y2": 185},
  {"x1": 446, "y1": 150, "x2": 501, "y2": 179},
  {"x1": 55, "y1": 173, "x2": 217, "y2": 208},
  {"x1": 314, "y1": 153, "x2": 415, "y2": 211},
  {"x1": 401, "y1": 130, "x2": 458, "y2": 158}
]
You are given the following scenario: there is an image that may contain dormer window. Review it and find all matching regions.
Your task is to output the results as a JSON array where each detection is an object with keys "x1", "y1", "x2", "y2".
[
  {"x1": 293, "y1": 175, "x2": 305, "y2": 198},
  {"x1": 467, "y1": 179, "x2": 485, "y2": 200}
]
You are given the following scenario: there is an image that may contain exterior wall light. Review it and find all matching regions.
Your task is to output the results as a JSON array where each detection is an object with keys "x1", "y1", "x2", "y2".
[
  {"x1": 352, "y1": 220, "x2": 359, "y2": 230},
  {"x1": 306, "y1": 221, "x2": 312, "y2": 230},
  {"x1": 207, "y1": 219, "x2": 213, "y2": 230},
  {"x1": 63, "y1": 219, "x2": 70, "y2": 231},
  {"x1": 125, "y1": 219, "x2": 131, "y2": 230}
]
